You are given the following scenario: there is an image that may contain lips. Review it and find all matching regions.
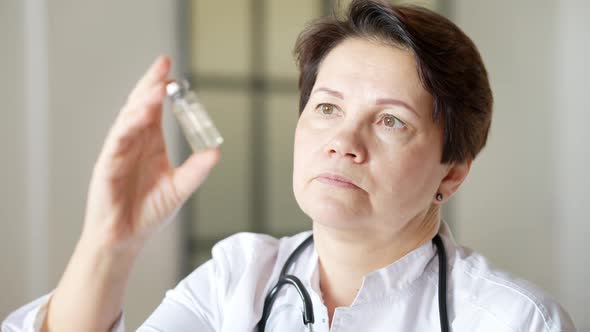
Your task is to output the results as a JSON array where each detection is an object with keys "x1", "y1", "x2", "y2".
[{"x1": 315, "y1": 172, "x2": 361, "y2": 190}]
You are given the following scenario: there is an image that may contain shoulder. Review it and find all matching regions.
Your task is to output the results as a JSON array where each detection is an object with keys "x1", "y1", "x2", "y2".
[
  {"x1": 449, "y1": 245, "x2": 576, "y2": 331},
  {"x1": 159, "y1": 231, "x2": 312, "y2": 330},
  {"x1": 185, "y1": 231, "x2": 312, "y2": 296}
]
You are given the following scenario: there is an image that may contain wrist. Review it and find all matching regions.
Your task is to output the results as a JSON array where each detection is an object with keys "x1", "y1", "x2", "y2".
[
  {"x1": 73, "y1": 230, "x2": 145, "y2": 289},
  {"x1": 79, "y1": 221, "x2": 146, "y2": 260},
  {"x1": 47, "y1": 227, "x2": 142, "y2": 332}
]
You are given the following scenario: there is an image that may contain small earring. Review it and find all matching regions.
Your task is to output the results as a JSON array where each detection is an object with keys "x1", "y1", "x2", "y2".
[{"x1": 436, "y1": 193, "x2": 443, "y2": 201}]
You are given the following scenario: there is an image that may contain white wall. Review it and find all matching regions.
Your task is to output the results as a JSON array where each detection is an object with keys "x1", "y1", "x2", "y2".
[
  {"x1": 1, "y1": 1, "x2": 185, "y2": 329},
  {"x1": 555, "y1": 0, "x2": 590, "y2": 329},
  {"x1": 0, "y1": 0, "x2": 29, "y2": 318},
  {"x1": 452, "y1": 0, "x2": 558, "y2": 290},
  {"x1": 452, "y1": 0, "x2": 589, "y2": 330}
]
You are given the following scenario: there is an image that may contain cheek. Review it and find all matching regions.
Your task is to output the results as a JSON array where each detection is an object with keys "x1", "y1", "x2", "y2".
[
  {"x1": 292, "y1": 119, "x2": 327, "y2": 201},
  {"x1": 292, "y1": 124, "x2": 311, "y2": 194},
  {"x1": 293, "y1": 117, "x2": 320, "y2": 164},
  {"x1": 373, "y1": 144, "x2": 442, "y2": 208}
]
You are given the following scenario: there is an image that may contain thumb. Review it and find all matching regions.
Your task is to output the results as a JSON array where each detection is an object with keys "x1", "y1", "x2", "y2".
[{"x1": 172, "y1": 148, "x2": 221, "y2": 203}]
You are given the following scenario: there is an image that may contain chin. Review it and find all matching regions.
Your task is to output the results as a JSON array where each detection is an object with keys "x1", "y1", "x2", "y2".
[
  {"x1": 294, "y1": 178, "x2": 372, "y2": 228},
  {"x1": 299, "y1": 194, "x2": 369, "y2": 230}
]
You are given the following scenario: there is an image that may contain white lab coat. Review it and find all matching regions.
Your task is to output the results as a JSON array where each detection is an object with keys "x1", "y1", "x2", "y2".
[{"x1": 2, "y1": 222, "x2": 576, "y2": 331}]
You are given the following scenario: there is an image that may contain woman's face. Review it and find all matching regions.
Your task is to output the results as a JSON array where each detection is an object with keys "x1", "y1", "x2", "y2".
[{"x1": 293, "y1": 38, "x2": 451, "y2": 232}]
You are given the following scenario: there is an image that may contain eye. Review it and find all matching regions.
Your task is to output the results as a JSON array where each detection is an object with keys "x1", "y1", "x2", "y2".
[
  {"x1": 316, "y1": 103, "x2": 336, "y2": 116},
  {"x1": 380, "y1": 114, "x2": 406, "y2": 130}
]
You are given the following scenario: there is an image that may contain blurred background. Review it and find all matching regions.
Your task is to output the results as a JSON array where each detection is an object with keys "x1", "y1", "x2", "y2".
[{"x1": 1, "y1": 0, "x2": 588, "y2": 330}]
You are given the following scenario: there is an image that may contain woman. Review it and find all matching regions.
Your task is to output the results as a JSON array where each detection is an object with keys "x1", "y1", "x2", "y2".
[{"x1": 2, "y1": 1, "x2": 576, "y2": 331}]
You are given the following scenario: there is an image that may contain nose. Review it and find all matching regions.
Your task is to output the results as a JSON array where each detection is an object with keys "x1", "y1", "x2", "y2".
[{"x1": 324, "y1": 126, "x2": 367, "y2": 163}]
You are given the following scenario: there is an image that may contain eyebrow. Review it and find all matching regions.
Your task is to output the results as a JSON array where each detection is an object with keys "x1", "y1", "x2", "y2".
[{"x1": 311, "y1": 87, "x2": 420, "y2": 119}]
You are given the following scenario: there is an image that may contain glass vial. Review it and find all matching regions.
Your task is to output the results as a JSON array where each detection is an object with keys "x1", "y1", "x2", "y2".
[{"x1": 166, "y1": 80, "x2": 223, "y2": 152}]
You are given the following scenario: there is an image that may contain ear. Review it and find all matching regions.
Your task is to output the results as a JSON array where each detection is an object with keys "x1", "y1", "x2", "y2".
[{"x1": 435, "y1": 159, "x2": 472, "y2": 203}]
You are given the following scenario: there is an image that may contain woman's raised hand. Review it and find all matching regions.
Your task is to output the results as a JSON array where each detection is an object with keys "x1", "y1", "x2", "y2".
[
  {"x1": 82, "y1": 55, "x2": 220, "y2": 252},
  {"x1": 43, "y1": 56, "x2": 220, "y2": 332}
]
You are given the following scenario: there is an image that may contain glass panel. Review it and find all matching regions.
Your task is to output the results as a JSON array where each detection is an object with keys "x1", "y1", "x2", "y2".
[
  {"x1": 189, "y1": 0, "x2": 252, "y2": 76},
  {"x1": 331, "y1": 0, "x2": 353, "y2": 15},
  {"x1": 331, "y1": 0, "x2": 443, "y2": 16},
  {"x1": 266, "y1": 0, "x2": 318, "y2": 79},
  {"x1": 265, "y1": 94, "x2": 310, "y2": 235},
  {"x1": 191, "y1": 249, "x2": 213, "y2": 270},
  {"x1": 395, "y1": 0, "x2": 442, "y2": 11},
  {"x1": 190, "y1": 90, "x2": 252, "y2": 238}
]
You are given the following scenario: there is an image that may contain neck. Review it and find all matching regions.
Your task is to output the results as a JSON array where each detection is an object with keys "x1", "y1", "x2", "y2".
[{"x1": 314, "y1": 204, "x2": 441, "y2": 321}]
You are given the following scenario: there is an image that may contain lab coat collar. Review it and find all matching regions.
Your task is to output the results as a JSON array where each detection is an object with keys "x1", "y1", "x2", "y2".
[{"x1": 304, "y1": 221, "x2": 457, "y2": 305}]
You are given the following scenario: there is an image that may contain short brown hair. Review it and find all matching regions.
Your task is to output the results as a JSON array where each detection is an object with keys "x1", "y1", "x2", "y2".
[{"x1": 294, "y1": 0, "x2": 493, "y2": 163}]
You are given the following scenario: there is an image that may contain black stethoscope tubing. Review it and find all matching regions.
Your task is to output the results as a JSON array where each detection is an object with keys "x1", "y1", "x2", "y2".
[{"x1": 257, "y1": 234, "x2": 450, "y2": 332}]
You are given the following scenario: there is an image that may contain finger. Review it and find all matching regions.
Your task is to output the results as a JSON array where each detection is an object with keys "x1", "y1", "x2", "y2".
[
  {"x1": 98, "y1": 83, "x2": 166, "y2": 165},
  {"x1": 126, "y1": 81, "x2": 167, "y2": 125},
  {"x1": 128, "y1": 55, "x2": 171, "y2": 102},
  {"x1": 172, "y1": 148, "x2": 221, "y2": 202},
  {"x1": 137, "y1": 55, "x2": 170, "y2": 92},
  {"x1": 116, "y1": 82, "x2": 167, "y2": 133}
]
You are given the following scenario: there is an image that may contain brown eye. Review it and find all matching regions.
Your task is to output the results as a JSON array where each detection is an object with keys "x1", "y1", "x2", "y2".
[
  {"x1": 319, "y1": 104, "x2": 334, "y2": 115},
  {"x1": 382, "y1": 114, "x2": 406, "y2": 129}
]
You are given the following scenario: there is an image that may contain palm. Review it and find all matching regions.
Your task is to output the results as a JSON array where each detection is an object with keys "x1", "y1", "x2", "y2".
[
  {"x1": 110, "y1": 123, "x2": 175, "y2": 236},
  {"x1": 83, "y1": 56, "x2": 219, "y2": 248}
]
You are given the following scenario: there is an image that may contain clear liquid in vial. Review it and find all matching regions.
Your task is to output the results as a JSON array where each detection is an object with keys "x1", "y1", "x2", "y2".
[{"x1": 166, "y1": 80, "x2": 223, "y2": 152}]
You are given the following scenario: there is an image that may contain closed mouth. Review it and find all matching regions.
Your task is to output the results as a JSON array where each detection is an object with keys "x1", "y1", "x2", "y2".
[{"x1": 315, "y1": 173, "x2": 361, "y2": 190}]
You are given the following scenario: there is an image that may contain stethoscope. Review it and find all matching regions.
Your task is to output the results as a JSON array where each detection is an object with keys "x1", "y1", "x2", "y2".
[{"x1": 257, "y1": 234, "x2": 450, "y2": 332}]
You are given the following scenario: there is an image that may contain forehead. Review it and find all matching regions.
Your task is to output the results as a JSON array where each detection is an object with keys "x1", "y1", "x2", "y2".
[{"x1": 314, "y1": 38, "x2": 431, "y2": 112}]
